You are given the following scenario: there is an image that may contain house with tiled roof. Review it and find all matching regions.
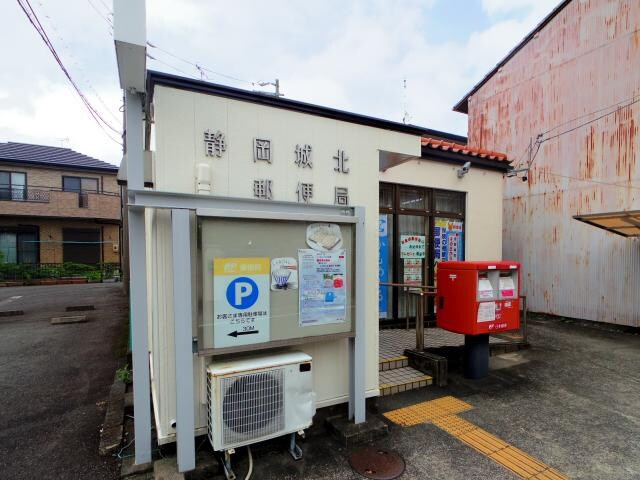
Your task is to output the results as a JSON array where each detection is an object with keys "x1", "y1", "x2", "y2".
[{"x1": 0, "y1": 142, "x2": 121, "y2": 270}]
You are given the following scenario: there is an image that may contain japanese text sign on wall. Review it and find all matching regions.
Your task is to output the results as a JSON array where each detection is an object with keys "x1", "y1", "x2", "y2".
[
  {"x1": 213, "y1": 257, "x2": 270, "y2": 348},
  {"x1": 254, "y1": 138, "x2": 272, "y2": 163},
  {"x1": 204, "y1": 129, "x2": 226, "y2": 157},
  {"x1": 400, "y1": 235, "x2": 426, "y2": 259}
]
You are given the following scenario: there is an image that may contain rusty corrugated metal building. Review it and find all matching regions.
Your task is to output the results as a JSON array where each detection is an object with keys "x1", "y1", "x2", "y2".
[{"x1": 455, "y1": 0, "x2": 640, "y2": 326}]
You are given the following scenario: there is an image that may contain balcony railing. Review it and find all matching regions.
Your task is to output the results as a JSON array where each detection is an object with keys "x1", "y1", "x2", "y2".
[
  {"x1": 0, "y1": 187, "x2": 50, "y2": 203},
  {"x1": 0, "y1": 186, "x2": 120, "y2": 220}
]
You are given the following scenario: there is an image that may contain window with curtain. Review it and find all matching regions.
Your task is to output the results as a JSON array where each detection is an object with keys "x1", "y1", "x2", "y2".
[
  {"x1": 0, "y1": 171, "x2": 26, "y2": 200},
  {"x1": 0, "y1": 230, "x2": 37, "y2": 264},
  {"x1": 0, "y1": 232, "x2": 17, "y2": 263}
]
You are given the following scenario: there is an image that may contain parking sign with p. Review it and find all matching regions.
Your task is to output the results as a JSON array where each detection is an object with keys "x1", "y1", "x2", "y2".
[{"x1": 213, "y1": 258, "x2": 270, "y2": 348}]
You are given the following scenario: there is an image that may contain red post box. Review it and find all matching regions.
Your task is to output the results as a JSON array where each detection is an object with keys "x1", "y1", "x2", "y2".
[{"x1": 436, "y1": 261, "x2": 521, "y2": 335}]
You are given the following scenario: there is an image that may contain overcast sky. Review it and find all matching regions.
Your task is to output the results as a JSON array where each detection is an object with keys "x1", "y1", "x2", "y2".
[{"x1": 0, "y1": 0, "x2": 559, "y2": 165}]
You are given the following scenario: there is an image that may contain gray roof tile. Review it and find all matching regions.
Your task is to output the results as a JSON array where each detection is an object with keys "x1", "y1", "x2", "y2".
[{"x1": 0, "y1": 142, "x2": 118, "y2": 172}]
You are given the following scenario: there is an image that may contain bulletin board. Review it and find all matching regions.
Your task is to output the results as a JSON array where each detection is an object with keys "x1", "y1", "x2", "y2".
[{"x1": 197, "y1": 217, "x2": 355, "y2": 355}]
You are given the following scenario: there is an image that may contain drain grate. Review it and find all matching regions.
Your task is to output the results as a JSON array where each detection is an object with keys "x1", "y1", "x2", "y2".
[{"x1": 349, "y1": 447, "x2": 405, "y2": 480}]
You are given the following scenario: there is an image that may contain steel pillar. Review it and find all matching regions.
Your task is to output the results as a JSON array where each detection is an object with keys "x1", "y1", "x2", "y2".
[{"x1": 171, "y1": 209, "x2": 196, "y2": 472}]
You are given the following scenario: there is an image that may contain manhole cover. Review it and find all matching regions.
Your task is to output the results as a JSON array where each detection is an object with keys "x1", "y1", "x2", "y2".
[{"x1": 348, "y1": 446, "x2": 405, "y2": 480}]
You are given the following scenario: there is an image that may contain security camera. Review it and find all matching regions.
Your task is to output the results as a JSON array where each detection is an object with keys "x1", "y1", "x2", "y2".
[{"x1": 457, "y1": 161, "x2": 471, "y2": 178}]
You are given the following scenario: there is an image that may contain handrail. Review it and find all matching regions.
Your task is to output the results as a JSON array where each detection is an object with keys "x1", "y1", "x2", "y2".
[
  {"x1": 380, "y1": 281, "x2": 437, "y2": 350},
  {"x1": 380, "y1": 281, "x2": 436, "y2": 291}
]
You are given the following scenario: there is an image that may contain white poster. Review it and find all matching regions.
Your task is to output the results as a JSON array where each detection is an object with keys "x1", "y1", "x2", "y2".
[
  {"x1": 478, "y1": 278, "x2": 495, "y2": 299},
  {"x1": 270, "y1": 257, "x2": 298, "y2": 291},
  {"x1": 477, "y1": 301, "x2": 496, "y2": 322},
  {"x1": 213, "y1": 257, "x2": 270, "y2": 347},
  {"x1": 298, "y1": 249, "x2": 347, "y2": 326},
  {"x1": 403, "y1": 258, "x2": 423, "y2": 286},
  {"x1": 400, "y1": 235, "x2": 426, "y2": 259}
]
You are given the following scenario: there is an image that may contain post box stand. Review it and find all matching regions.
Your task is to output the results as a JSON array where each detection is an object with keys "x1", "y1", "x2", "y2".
[{"x1": 436, "y1": 261, "x2": 521, "y2": 379}]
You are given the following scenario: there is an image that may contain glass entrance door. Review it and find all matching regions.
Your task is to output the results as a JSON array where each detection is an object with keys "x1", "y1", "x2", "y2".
[{"x1": 378, "y1": 182, "x2": 466, "y2": 325}]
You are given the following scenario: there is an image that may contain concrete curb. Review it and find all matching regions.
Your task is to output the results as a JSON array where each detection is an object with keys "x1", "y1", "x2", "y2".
[{"x1": 99, "y1": 373, "x2": 126, "y2": 456}]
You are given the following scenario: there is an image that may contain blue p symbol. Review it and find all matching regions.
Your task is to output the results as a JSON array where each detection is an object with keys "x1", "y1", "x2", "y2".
[{"x1": 226, "y1": 277, "x2": 259, "y2": 309}]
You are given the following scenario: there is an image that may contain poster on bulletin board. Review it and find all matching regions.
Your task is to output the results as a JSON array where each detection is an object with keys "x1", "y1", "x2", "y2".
[
  {"x1": 298, "y1": 249, "x2": 347, "y2": 326},
  {"x1": 434, "y1": 218, "x2": 464, "y2": 262}
]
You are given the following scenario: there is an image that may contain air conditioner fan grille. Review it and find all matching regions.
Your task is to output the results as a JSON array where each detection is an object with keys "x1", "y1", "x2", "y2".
[{"x1": 220, "y1": 369, "x2": 284, "y2": 446}]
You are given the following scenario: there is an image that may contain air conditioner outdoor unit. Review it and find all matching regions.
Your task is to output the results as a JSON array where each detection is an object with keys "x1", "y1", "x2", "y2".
[{"x1": 206, "y1": 351, "x2": 315, "y2": 455}]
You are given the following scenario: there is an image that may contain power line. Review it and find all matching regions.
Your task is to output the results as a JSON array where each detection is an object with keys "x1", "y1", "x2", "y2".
[
  {"x1": 35, "y1": 0, "x2": 121, "y2": 124},
  {"x1": 146, "y1": 42, "x2": 257, "y2": 86},
  {"x1": 86, "y1": 2, "x2": 266, "y2": 90},
  {"x1": 16, "y1": 0, "x2": 122, "y2": 146},
  {"x1": 146, "y1": 53, "x2": 199, "y2": 80},
  {"x1": 539, "y1": 93, "x2": 640, "y2": 137},
  {"x1": 539, "y1": 96, "x2": 640, "y2": 145},
  {"x1": 86, "y1": 0, "x2": 113, "y2": 29},
  {"x1": 510, "y1": 95, "x2": 639, "y2": 173},
  {"x1": 546, "y1": 172, "x2": 640, "y2": 191}
]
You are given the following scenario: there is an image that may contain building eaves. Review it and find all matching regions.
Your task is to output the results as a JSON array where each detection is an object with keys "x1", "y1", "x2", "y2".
[
  {"x1": 421, "y1": 136, "x2": 511, "y2": 172},
  {"x1": 147, "y1": 70, "x2": 468, "y2": 144},
  {"x1": 452, "y1": 0, "x2": 573, "y2": 114}
]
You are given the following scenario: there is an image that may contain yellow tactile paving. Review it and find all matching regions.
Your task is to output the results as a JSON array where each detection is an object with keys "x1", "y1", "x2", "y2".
[
  {"x1": 383, "y1": 395, "x2": 473, "y2": 426},
  {"x1": 383, "y1": 396, "x2": 569, "y2": 479}
]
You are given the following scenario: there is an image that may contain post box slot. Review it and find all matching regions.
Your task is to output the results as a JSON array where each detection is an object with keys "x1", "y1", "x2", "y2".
[
  {"x1": 498, "y1": 270, "x2": 518, "y2": 299},
  {"x1": 477, "y1": 270, "x2": 498, "y2": 301}
]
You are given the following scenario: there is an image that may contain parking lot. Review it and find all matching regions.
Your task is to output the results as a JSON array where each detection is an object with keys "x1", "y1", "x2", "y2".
[
  {"x1": 2, "y1": 282, "x2": 639, "y2": 479},
  {"x1": 0, "y1": 283, "x2": 126, "y2": 480}
]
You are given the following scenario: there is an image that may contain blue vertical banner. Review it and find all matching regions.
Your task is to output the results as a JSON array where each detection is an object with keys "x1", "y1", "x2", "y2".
[
  {"x1": 434, "y1": 218, "x2": 465, "y2": 262},
  {"x1": 378, "y1": 216, "x2": 389, "y2": 318}
]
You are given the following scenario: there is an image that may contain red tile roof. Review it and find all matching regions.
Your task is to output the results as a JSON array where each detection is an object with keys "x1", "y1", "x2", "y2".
[{"x1": 421, "y1": 137, "x2": 510, "y2": 163}]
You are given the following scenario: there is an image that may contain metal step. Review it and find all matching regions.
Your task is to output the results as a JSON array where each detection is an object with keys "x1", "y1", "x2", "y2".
[{"x1": 379, "y1": 366, "x2": 433, "y2": 396}]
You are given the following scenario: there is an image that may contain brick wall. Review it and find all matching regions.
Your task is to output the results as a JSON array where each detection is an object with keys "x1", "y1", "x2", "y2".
[
  {"x1": 0, "y1": 218, "x2": 120, "y2": 264},
  {"x1": 1, "y1": 164, "x2": 119, "y2": 193},
  {"x1": 0, "y1": 164, "x2": 120, "y2": 221}
]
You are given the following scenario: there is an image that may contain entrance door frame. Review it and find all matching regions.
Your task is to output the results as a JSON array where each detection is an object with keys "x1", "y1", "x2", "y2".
[{"x1": 379, "y1": 181, "x2": 466, "y2": 325}]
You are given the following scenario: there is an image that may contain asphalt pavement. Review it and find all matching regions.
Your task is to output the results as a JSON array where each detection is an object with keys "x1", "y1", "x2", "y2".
[
  {"x1": 187, "y1": 315, "x2": 640, "y2": 479},
  {"x1": 0, "y1": 283, "x2": 127, "y2": 480}
]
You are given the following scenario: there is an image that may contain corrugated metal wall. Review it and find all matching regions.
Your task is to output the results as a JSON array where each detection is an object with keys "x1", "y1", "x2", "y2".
[{"x1": 466, "y1": 0, "x2": 640, "y2": 326}]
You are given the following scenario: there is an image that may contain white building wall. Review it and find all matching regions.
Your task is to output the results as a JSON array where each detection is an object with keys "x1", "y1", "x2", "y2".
[
  {"x1": 379, "y1": 160, "x2": 504, "y2": 261},
  {"x1": 148, "y1": 85, "x2": 504, "y2": 442},
  {"x1": 149, "y1": 85, "x2": 421, "y2": 442}
]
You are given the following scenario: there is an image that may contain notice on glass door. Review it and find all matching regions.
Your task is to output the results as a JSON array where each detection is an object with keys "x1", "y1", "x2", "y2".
[{"x1": 298, "y1": 249, "x2": 347, "y2": 326}]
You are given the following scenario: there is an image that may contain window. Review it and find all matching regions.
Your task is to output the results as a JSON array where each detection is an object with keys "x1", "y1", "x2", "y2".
[
  {"x1": 0, "y1": 228, "x2": 38, "y2": 264},
  {"x1": 62, "y1": 176, "x2": 99, "y2": 193},
  {"x1": 434, "y1": 190, "x2": 465, "y2": 215},
  {"x1": 379, "y1": 184, "x2": 394, "y2": 209},
  {"x1": 63, "y1": 176, "x2": 98, "y2": 208},
  {"x1": 63, "y1": 229, "x2": 100, "y2": 264},
  {"x1": 399, "y1": 187, "x2": 426, "y2": 210},
  {"x1": 0, "y1": 171, "x2": 26, "y2": 201}
]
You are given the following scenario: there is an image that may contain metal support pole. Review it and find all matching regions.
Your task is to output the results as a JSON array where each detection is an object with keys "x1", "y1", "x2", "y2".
[
  {"x1": 125, "y1": 88, "x2": 152, "y2": 465},
  {"x1": 350, "y1": 206, "x2": 366, "y2": 423},
  {"x1": 171, "y1": 209, "x2": 195, "y2": 472},
  {"x1": 129, "y1": 208, "x2": 151, "y2": 465},
  {"x1": 521, "y1": 295, "x2": 528, "y2": 344},
  {"x1": 415, "y1": 292, "x2": 424, "y2": 351}
]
